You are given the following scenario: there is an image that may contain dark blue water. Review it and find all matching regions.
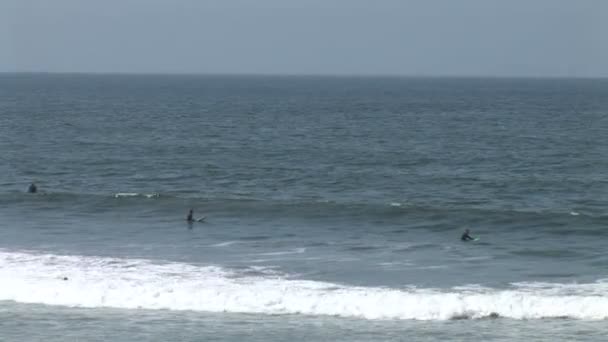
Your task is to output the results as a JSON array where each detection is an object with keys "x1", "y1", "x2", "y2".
[{"x1": 1, "y1": 74, "x2": 608, "y2": 341}]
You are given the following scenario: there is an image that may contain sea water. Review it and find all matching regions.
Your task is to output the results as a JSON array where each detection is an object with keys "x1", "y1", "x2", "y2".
[{"x1": 1, "y1": 74, "x2": 607, "y2": 341}]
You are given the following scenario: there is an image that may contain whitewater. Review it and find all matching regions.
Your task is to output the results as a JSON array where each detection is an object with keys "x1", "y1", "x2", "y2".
[{"x1": 1, "y1": 250, "x2": 607, "y2": 321}]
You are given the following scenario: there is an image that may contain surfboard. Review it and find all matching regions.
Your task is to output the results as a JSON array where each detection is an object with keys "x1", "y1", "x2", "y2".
[
  {"x1": 196, "y1": 217, "x2": 206, "y2": 222},
  {"x1": 473, "y1": 237, "x2": 480, "y2": 241}
]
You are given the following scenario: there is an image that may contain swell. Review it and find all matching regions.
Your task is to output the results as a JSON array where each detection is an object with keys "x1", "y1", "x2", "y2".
[{"x1": 1, "y1": 191, "x2": 606, "y2": 227}]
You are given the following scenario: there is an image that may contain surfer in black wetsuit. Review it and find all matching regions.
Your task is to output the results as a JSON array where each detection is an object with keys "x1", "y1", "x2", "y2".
[
  {"x1": 27, "y1": 183, "x2": 37, "y2": 193},
  {"x1": 187, "y1": 209, "x2": 194, "y2": 223},
  {"x1": 461, "y1": 229, "x2": 474, "y2": 241}
]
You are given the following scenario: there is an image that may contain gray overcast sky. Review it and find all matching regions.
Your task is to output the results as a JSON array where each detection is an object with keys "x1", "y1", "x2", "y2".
[{"x1": 1, "y1": 0, "x2": 607, "y2": 77}]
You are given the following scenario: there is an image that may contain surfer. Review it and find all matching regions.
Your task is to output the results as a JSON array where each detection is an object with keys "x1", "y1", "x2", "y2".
[
  {"x1": 186, "y1": 209, "x2": 205, "y2": 224},
  {"x1": 187, "y1": 209, "x2": 194, "y2": 223},
  {"x1": 27, "y1": 183, "x2": 37, "y2": 193},
  {"x1": 461, "y1": 229, "x2": 474, "y2": 242}
]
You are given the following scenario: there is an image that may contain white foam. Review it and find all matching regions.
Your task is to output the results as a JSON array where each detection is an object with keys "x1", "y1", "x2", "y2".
[
  {"x1": 1, "y1": 250, "x2": 608, "y2": 320},
  {"x1": 114, "y1": 192, "x2": 139, "y2": 198},
  {"x1": 255, "y1": 248, "x2": 307, "y2": 256},
  {"x1": 114, "y1": 193, "x2": 159, "y2": 198},
  {"x1": 209, "y1": 241, "x2": 241, "y2": 247}
]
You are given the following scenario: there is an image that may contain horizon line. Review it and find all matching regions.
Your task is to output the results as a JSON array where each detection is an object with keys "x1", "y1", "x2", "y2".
[{"x1": 1, "y1": 70, "x2": 607, "y2": 80}]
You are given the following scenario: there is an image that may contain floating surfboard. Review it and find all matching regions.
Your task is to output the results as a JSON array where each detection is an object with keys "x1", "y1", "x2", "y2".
[{"x1": 187, "y1": 217, "x2": 206, "y2": 223}]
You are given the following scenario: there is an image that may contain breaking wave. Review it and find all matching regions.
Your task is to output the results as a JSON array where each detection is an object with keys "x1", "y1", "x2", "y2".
[{"x1": 1, "y1": 251, "x2": 608, "y2": 320}]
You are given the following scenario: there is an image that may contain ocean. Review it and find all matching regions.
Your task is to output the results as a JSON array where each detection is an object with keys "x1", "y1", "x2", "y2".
[{"x1": 1, "y1": 73, "x2": 607, "y2": 341}]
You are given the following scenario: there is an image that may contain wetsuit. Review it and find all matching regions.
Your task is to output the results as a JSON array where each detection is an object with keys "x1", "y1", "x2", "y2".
[
  {"x1": 27, "y1": 184, "x2": 37, "y2": 193},
  {"x1": 461, "y1": 232, "x2": 474, "y2": 241}
]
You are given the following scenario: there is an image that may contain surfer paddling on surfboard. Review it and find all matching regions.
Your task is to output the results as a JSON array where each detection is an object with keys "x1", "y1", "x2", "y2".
[{"x1": 461, "y1": 229, "x2": 476, "y2": 242}]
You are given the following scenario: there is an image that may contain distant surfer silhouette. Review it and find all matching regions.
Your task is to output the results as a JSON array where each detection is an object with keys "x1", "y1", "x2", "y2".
[
  {"x1": 461, "y1": 229, "x2": 475, "y2": 242},
  {"x1": 27, "y1": 183, "x2": 37, "y2": 193},
  {"x1": 187, "y1": 209, "x2": 205, "y2": 224},
  {"x1": 187, "y1": 209, "x2": 194, "y2": 223}
]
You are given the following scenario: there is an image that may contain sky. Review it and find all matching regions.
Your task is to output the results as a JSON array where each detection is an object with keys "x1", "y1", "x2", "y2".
[{"x1": 1, "y1": 0, "x2": 607, "y2": 77}]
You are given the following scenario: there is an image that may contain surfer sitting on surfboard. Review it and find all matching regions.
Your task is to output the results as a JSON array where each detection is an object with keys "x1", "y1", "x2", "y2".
[
  {"x1": 461, "y1": 229, "x2": 475, "y2": 242},
  {"x1": 187, "y1": 209, "x2": 205, "y2": 223},
  {"x1": 27, "y1": 182, "x2": 37, "y2": 193},
  {"x1": 187, "y1": 209, "x2": 195, "y2": 222}
]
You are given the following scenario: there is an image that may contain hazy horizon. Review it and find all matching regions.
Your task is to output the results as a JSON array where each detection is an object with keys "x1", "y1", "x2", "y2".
[
  {"x1": 4, "y1": 71, "x2": 608, "y2": 80},
  {"x1": 2, "y1": 0, "x2": 607, "y2": 78}
]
